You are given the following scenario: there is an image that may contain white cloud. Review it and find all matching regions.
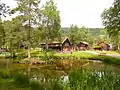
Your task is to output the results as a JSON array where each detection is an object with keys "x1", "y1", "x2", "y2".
[{"x1": 1, "y1": 0, "x2": 114, "y2": 28}]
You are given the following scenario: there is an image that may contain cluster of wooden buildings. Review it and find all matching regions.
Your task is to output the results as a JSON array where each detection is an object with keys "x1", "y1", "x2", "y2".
[
  {"x1": 0, "y1": 37, "x2": 110, "y2": 53},
  {"x1": 40, "y1": 37, "x2": 110, "y2": 52}
]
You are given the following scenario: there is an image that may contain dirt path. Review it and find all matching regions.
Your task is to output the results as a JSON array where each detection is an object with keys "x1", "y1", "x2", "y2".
[
  {"x1": 84, "y1": 51, "x2": 99, "y2": 55},
  {"x1": 105, "y1": 54, "x2": 120, "y2": 58},
  {"x1": 85, "y1": 51, "x2": 120, "y2": 58}
]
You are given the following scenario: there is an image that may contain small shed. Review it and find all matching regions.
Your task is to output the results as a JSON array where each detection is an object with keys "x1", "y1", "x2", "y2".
[
  {"x1": 76, "y1": 41, "x2": 89, "y2": 51},
  {"x1": 0, "y1": 48, "x2": 8, "y2": 52},
  {"x1": 97, "y1": 42, "x2": 110, "y2": 51},
  {"x1": 40, "y1": 37, "x2": 72, "y2": 52}
]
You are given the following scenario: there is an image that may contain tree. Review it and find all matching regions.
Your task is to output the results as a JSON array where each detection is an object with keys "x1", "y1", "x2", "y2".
[
  {"x1": 3, "y1": 17, "x2": 24, "y2": 57},
  {"x1": 40, "y1": 0, "x2": 61, "y2": 50},
  {"x1": 78, "y1": 26, "x2": 89, "y2": 41},
  {"x1": 0, "y1": 1, "x2": 10, "y2": 48},
  {"x1": 30, "y1": 28, "x2": 42, "y2": 48},
  {"x1": 0, "y1": 18, "x2": 5, "y2": 48},
  {"x1": 99, "y1": 29, "x2": 110, "y2": 43},
  {"x1": 101, "y1": 0, "x2": 120, "y2": 50},
  {"x1": 68, "y1": 25, "x2": 79, "y2": 47},
  {"x1": 14, "y1": 0, "x2": 41, "y2": 58},
  {"x1": 68, "y1": 25, "x2": 93, "y2": 48},
  {"x1": 0, "y1": 0, "x2": 10, "y2": 17}
]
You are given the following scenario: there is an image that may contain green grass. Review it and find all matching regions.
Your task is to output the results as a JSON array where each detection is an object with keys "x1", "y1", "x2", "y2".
[
  {"x1": 1, "y1": 49, "x2": 120, "y2": 65},
  {"x1": 55, "y1": 51, "x2": 120, "y2": 65},
  {"x1": 55, "y1": 51, "x2": 97, "y2": 58},
  {"x1": 17, "y1": 50, "x2": 120, "y2": 65},
  {"x1": 72, "y1": 51, "x2": 96, "y2": 58},
  {"x1": 68, "y1": 68, "x2": 120, "y2": 90}
]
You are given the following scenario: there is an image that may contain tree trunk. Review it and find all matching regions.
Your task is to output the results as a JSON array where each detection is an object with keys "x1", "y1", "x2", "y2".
[
  {"x1": 28, "y1": 28, "x2": 31, "y2": 59},
  {"x1": 28, "y1": 19, "x2": 31, "y2": 59},
  {"x1": 45, "y1": 40, "x2": 49, "y2": 64},
  {"x1": 28, "y1": 42, "x2": 31, "y2": 58},
  {"x1": 115, "y1": 35, "x2": 119, "y2": 51},
  {"x1": 28, "y1": 3, "x2": 31, "y2": 59}
]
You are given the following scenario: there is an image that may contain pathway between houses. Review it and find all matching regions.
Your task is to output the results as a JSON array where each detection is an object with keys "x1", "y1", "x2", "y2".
[
  {"x1": 84, "y1": 51, "x2": 120, "y2": 58},
  {"x1": 106, "y1": 54, "x2": 120, "y2": 58}
]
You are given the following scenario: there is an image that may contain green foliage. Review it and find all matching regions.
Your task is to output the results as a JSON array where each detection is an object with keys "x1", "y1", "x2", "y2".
[
  {"x1": 41, "y1": 50, "x2": 56, "y2": 64},
  {"x1": 0, "y1": 70, "x2": 10, "y2": 79},
  {"x1": 39, "y1": 0, "x2": 61, "y2": 44},
  {"x1": 68, "y1": 25, "x2": 94, "y2": 46},
  {"x1": 97, "y1": 29, "x2": 110, "y2": 43},
  {"x1": 68, "y1": 25, "x2": 79, "y2": 45},
  {"x1": 0, "y1": 69, "x2": 65, "y2": 90},
  {"x1": 30, "y1": 29, "x2": 42, "y2": 48},
  {"x1": 101, "y1": 0, "x2": 120, "y2": 50},
  {"x1": 101, "y1": 0, "x2": 120, "y2": 34},
  {"x1": 13, "y1": 0, "x2": 41, "y2": 58},
  {"x1": 13, "y1": 73, "x2": 30, "y2": 88},
  {"x1": 55, "y1": 51, "x2": 120, "y2": 65},
  {"x1": 0, "y1": 18, "x2": 5, "y2": 48},
  {"x1": 3, "y1": 17, "x2": 24, "y2": 57},
  {"x1": 93, "y1": 45, "x2": 102, "y2": 49},
  {"x1": 1, "y1": 66, "x2": 120, "y2": 90},
  {"x1": 30, "y1": 80, "x2": 45, "y2": 90},
  {"x1": 69, "y1": 68, "x2": 120, "y2": 90},
  {"x1": 30, "y1": 49, "x2": 42, "y2": 57}
]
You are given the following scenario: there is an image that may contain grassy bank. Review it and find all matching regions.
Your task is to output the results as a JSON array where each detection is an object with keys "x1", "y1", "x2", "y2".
[
  {"x1": 0, "y1": 67, "x2": 120, "y2": 90},
  {"x1": 1, "y1": 50, "x2": 120, "y2": 65},
  {"x1": 55, "y1": 51, "x2": 120, "y2": 65}
]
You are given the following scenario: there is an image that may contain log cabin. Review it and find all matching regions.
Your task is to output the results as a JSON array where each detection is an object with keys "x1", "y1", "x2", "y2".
[
  {"x1": 97, "y1": 42, "x2": 110, "y2": 51},
  {"x1": 40, "y1": 37, "x2": 72, "y2": 52},
  {"x1": 76, "y1": 41, "x2": 89, "y2": 51}
]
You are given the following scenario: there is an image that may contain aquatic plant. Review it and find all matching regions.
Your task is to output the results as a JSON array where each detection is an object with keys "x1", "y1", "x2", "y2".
[{"x1": 68, "y1": 68, "x2": 120, "y2": 90}]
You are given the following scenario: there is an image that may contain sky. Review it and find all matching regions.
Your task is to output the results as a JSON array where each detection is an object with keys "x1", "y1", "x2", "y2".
[{"x1": 1, "y1": 0, "x2": 114, "y2": 28}]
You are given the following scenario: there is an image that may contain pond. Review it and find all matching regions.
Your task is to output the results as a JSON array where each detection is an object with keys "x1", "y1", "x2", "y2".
[{"x1": 0, "y1": 59, "x2": 120, "y2": 90}]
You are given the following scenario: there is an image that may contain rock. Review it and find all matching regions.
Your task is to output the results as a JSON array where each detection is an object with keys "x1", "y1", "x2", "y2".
[
  {"x1": 98, "y1": 53, "x2": 106, "y2": 56},
  {"x1": 23, "y1": 58, "x2": 46, "y2": 65}
]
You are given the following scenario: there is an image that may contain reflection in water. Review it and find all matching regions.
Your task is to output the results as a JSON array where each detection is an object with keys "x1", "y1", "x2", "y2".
[
  {"x1": 0, "y1": 59, "x2": 120, "y2": 89},
  {"x1": 61, "y1": 75, "x2": 69, "y2": 84}
]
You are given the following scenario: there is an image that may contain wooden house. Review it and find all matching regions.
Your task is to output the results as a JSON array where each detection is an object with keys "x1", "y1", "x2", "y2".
[
  {"x1": 97, "y1": 42, "x2": 110, "y2": 51},
  {"x1": 40, "y1": 37, "x2": 72, "y2": 52},
  {"x1": 0, "y1": 48, "x2": 8, "y2": 52},
  {"x1": 76, "y1": 41, "x2": 89, "y2": 51}
]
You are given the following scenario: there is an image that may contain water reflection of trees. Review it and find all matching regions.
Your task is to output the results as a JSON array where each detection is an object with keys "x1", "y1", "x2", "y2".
[{"x1": 0, "y1": 66, "x2": 65, "y2": 90}]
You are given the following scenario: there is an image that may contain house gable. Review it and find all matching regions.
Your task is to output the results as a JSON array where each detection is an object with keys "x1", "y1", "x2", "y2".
[
  {"x1": 98, "y1": 42, "x2": 110, "y2": 50},
  {"x1": 40, "y1": 37, "x2": 72, "y2": 51}
]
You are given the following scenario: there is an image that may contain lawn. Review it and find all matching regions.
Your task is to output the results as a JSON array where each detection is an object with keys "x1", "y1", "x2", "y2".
[
  {"x1": 19, "y1": 50, "x2": 120, "y2": 65},
  {"x1": 55, "y1": 51, "x2": 120, "y2": 65},
  {"x1": 1, "y1": 49, "x2": 120, "y2": 65}
]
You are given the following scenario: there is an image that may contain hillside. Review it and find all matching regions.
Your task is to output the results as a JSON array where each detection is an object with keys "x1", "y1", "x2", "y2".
[{"x1": 62, "y1": 27, "x2": 102, "y2": 35}]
